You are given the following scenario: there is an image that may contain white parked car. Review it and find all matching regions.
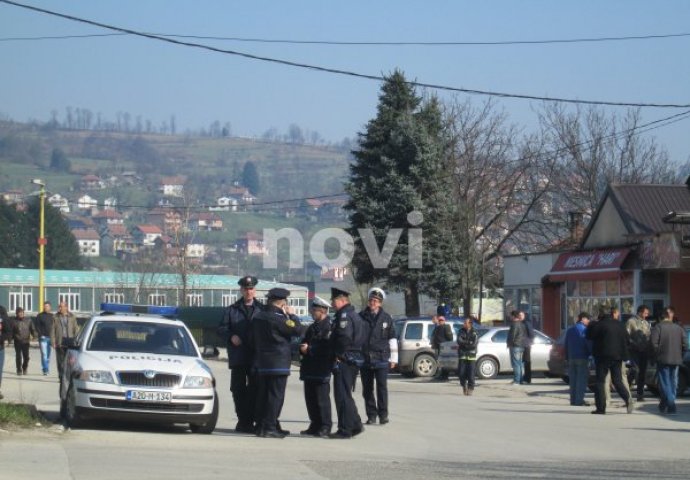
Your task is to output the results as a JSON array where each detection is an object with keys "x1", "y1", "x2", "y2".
[{"x1": 59, "y1": 305, "x2": 218, "y2": 433}]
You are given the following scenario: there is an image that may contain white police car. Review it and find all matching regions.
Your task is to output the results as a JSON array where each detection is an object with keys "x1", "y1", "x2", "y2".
[{"x1": 59, "y1": 304, "x2": 218, "y2": 433}]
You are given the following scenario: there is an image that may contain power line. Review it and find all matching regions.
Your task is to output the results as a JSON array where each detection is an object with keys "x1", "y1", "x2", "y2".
[
  {"x1": 3, "y1": 31, "x2": 690, "y2": 46},
  {"x1": 1, "y1": 0, "x2": 689, "y2": 109}
]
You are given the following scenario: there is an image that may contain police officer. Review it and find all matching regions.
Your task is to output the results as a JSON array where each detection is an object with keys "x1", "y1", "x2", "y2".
[
  {"x1": 329, "y1": 287, "x2": 366, "y2": 439},
  {"x1": 360, "y1": 287, "x2": 397, "y2": 425},
  {"x1": 299, "y1": 296, "x2": 334, "y2": 438},
  {"x1": 217, "y1": 275, "x2": 263, "y2": 433},
  {"x1": 251, "y1": 288, "x2": 303, "y2": 438}
]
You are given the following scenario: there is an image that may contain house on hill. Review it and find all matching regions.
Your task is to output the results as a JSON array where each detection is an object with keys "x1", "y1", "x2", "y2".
[
  {"x1": 192, "y1": 212, "x2": 223, "y2": 231},
  {"x1": 47, "y1": 193, "x2": 70, "y2": 213},
  {"x1": 159, "y1": 176, "x2": 186, "y2": 197},
  {"x1": 77, "y1": 194, "x2": 98, "y2": 210},
  {"x1": 71, "y1": 228, "x2": 100, "y2": 257},
  {"x1": 211, "y1": 196, "x2": 239, "y2": 212},
  {"x1": 133, "y1": 224, "x2": 163, "y2": 246},
  {"x1": 81, "y1": 175, "x2": 105, "y2": 190},
  {"x1": 236, "y1": 232, "x2": 268, "y2": 256},
  {"x1": 100, "y1": 224, "x2": 136, "y2": 256},
  {"x1": 92, "y1": 209, "x2": 124, "y2": 227}
]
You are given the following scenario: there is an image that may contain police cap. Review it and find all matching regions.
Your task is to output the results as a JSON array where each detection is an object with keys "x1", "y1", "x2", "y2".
[
  {"x1": 330, "y1": 287, "x2": 350, "y2": 299},
  {"x1": 368, "y1": 287, "x2": 386, "y2": 301},
  {"x1": 238, "y1": 276, "x2": 258, "y2": 288},
  {"x1": 311, "y1": 296, "x2": 330, "y2": 309},
  {"x1": 267, "y1": 287, "x2": 290, "y2": 300}
]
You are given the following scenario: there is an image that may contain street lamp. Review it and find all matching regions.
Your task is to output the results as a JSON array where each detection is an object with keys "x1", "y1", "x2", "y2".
[{"x1": 31, "y1": 178, "x2": 46, "y2": 309}]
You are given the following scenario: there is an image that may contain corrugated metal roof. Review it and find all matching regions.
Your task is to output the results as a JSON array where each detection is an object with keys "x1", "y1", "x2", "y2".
[
  {"x1": 0, "y1": 268, "x2": 306, "y2": 291},
  {"x1": 610, "y1": 184, "x2": 690, "y2": 235}
]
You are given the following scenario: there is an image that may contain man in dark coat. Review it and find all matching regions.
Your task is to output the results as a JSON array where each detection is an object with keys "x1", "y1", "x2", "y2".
[
  {"x1": 34, "y1": 301, "x2": 55, "y2": 376},
  {"x1": 360, "y1": 287, "x2": 397, "y2": 425},
  {"x1": 457, "y1": 317, "x2": 480, "y2": 396},
  {"x1": 430, "y1": 315, "x2": 453, "y2": 380},
  {"x1": 251, "y1": 288, "x2": 303, "y2": 438},
  {"x1": 650, "y1": 311, "x2": 688, "y2": 414},
  {"x1": 519, "y1": 311, "x2": 535, "y2": 384},
  {"x1": 507, "y1": 310, "x2": 528, "y2": 385},
  {"x1": 299, "y1": 296, "x2": 333, "y2": 437},
  {"x1": 216, "y1": 275, "x2": 263, "y2": 433},
  {"x1": 329, "y1": 287, "x2": 366, "y2": 439},
  {"x1": 586, "y1": 307, "x2": 633, "y2": 415}
]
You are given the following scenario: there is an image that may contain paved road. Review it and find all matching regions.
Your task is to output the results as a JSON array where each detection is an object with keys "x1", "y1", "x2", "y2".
[{"x1": 1, "y1": 348, "x2": 688, "y2": 479}]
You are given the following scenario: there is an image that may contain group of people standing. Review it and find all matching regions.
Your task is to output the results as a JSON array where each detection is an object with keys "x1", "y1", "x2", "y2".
[
  {"x1": 565, "y1": 305, "x2": 687, "y2": 415},
  {"x1": 0, "y1": 301, "x2": 78, "y2": 399},
  {"x1": 507, "y1": 310, "x2": 535, "y2": 385},
  {"x1": 217, "y1": 276, "x2": 398, "y2": 439}
]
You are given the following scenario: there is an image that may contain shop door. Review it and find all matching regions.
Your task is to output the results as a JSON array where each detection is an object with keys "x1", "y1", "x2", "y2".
[{"x1": 640, "y1": 297, "x2": 667, "y2": 321}]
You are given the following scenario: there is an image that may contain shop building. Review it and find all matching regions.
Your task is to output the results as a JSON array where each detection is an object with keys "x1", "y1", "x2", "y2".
[{"x1": 505, "y1": 181, "x2": 690, "y2": 339}]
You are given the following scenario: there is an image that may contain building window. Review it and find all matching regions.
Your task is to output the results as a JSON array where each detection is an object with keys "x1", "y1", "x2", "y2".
[
  {"x1": 9, "y1": 292, "x2": 33, "y2": 313},
  {"x1": 103, "y1": 293, "x2": 125, "y2": 304},
  {"x1": 59, "y1": 292, "x2": 81, "y2": 312},
  {"x1": 186, "y1": 294, "x2": 203, "y2": 307},
  {"x1": 640, "y1": 271, "x2": 667, "y2": 294},
  {"x1": 221, "y1": 293, "x2": 237, "y2": 307},
  {"x1": 287, "y1": 297, "x2": 307, "y2": 316},
  {"x1": 148, "y1": 293, "x2": 166, "y2": 306}
]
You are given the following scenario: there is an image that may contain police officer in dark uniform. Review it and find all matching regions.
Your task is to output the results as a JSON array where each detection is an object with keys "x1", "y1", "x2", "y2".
[
  {"x1": 299, "y1": 296, "x2": 334, "y2": 438},
  {"x1": 329, "y1": 287, "x2": 366, "y2": 439},
  {"x1": 251, "y1": 288, "x2": 303, "y2": 438},
  {"x1": 360, "y1": 287, "x2": 397, "y2": 425},
  {"x1": 216, "y1": 275, "x2": 263, "y2": 433}
]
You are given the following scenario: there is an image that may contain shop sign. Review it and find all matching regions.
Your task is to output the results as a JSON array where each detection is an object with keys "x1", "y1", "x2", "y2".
[{"x1": 552, "y1": 248, "x2": 629, "y2": 273}]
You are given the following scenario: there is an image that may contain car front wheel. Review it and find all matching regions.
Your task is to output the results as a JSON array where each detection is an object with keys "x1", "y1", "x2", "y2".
[
  {"x1": 413, "y1": 354, "x2": 437, "y2": 377},
  {"x1": 476, "y1": 356, "x2": 499, "y2": 379},
  {"x1": 65, "y1": 380, "x2": 84, "y2": 429},
  {"x1": 190, "y1": 391, "x2": 219, "y2": 434}
]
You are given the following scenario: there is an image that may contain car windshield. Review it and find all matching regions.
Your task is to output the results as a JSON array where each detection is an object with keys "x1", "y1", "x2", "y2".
[{"x1": 87, "y1": 320, "x2": 197, "y2": 357}]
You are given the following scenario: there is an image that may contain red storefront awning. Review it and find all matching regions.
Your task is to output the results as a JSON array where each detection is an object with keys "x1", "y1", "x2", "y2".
[{"x1": 546, "y1": 248, "x2": 631, "y2": 283}]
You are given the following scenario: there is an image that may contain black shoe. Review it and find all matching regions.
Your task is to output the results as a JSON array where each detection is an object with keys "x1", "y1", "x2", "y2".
[
  {"x1": 352, "y1": 425, "x2": 364, "y2": 437},
  {"x1": 17, "y1": 370, "x2": 22, "y2": 376},
  {"x1": 235, "y1": 422, "x2": 255, "y2": 434},
  {"x1": 317, "y1": 428, "x2": 331, "y2": 438},
  {"x1": 329, "y1": 430, "x2": 352, "y2": 439},
  {"x1": 365, "y1": 417, "x2": 377, "y2": 425},
  {"x1": 379, "y1": 416, "x2": 389, "y2": 425},
  {"x1": 300, "y1": 428, "x2": 319, "y2": 436},
  {"x1": 591, "y1": 410, "x2": 606, "y2": 415},
  {"x1": 636, "y1": 394, "x2": 644, "y2": 402},
  {"x1": 22, "y1": 369, "x2": 28, "y2": 375},
  {"x1": 259, "y1": 430, "x2": 286, "y2": 439},
  {"x1": 277, "y1": 428, "x2": 290, "y2": 436}
]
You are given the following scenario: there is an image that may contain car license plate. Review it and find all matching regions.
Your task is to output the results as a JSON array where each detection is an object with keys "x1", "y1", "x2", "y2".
[{"x1": 126, "y1": 390, "x2": 172, "y2": 402}]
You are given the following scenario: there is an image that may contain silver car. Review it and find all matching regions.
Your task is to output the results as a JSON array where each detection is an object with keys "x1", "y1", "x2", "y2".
[
  {"x1": 438, "y1": 326, "x2": 554, "y2": 379},
  {"x1": 396, "y1": 317, "x2": 463, "y2": 377}
]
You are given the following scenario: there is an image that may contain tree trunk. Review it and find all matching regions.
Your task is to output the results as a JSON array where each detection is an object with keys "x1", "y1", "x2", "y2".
[
  {"x1": 404, "y1": 281, "x2": 420, "y2": 316},
  {"x1": 462, "y1": 287, "x2": 472, "y2": 319}
]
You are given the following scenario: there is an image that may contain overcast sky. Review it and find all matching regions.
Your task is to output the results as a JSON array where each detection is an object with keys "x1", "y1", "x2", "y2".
[{"x1": 1, "y1": 0, "x2": 689, "y2": 162}]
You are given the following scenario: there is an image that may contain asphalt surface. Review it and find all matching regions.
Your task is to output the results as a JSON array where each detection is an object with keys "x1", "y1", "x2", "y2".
[{"x1": 1, "y1": 347, "x2": 689, "y2": 479}]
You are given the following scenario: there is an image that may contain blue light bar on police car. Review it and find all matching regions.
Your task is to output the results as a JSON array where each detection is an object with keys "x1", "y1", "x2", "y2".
[{"x1": 100, "y1": 303, "x2": 179, "y2": 316}]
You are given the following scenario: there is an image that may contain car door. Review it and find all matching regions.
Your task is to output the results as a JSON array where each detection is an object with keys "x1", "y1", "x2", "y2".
[
  {"x1": 530, "y1": 331, "x2": 553, "y2": 371},
  {"x1": 399, "y1": 322, "x2": 425, "y2": 368}
]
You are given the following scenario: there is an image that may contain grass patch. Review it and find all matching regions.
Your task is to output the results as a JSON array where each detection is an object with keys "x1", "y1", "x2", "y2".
[{"x1": 0, "y1": 403, "x2": 46, "y2": 429}]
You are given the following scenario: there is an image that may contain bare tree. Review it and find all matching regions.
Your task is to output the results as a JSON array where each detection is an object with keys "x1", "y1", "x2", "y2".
[
  {"x1": 443, "y1": 99, "x2": 555, "y2": 316},
  {"x1": 538, "y1": 105, "x2": 677, "y2": 218}
]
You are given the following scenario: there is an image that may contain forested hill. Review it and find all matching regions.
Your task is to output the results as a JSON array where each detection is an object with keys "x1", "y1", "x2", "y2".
[{"x1": 0, "y1": 121, "x2": 351, "y2": 203}]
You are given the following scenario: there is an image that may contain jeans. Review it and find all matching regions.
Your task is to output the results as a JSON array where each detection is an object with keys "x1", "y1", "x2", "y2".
[
  {"x1": 39, "y1": 336, "x2": 51, "y2": 374},
  {"x1": 510, "y1": 347, "x2": 524, "y2": 384},
  {"x1": 595, "y1": 358, "x2": 630, "y2": 413},
  {"x1": 657, "y1": 364, "x2": 679, "y2": 413},
  {"x1": 458, "y1": 359, "x2": 476, "y2": 389},
  {"x1": 0, "y1": 348, "x2": 4, "y2": 387},
  {"x1": 568, "y1": 358, "x2": 589, "y2": 405}
]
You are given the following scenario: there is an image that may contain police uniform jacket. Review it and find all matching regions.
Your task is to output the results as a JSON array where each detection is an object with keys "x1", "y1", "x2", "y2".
[
  {"x1": 217, "y1": 298, "x2": 263, "y2": 368},
  {"x1": 330, "y1": 304, "x2": 366, "y2": 366},
  {"x1": 251, "y1": 305, "x2": 303, "y2": 375},
  {"x1": 360, "y1": 307, "x2": 395, "y2": 368},
  {"x1": 457, "y1": 327, "x2": 479, "y2": 358},
  {"x1": 299, "y1": 317, "x2": 333, "y2": 382}
]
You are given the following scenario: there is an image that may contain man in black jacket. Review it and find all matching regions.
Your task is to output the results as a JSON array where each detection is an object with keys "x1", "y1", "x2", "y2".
[
  {"x1": 507, "y1": 310, "x2": 528, "y2": 385},
  {"x1": 34, "y1": 301, "x2": 55, "y2": 376},
  {"x1": 457, "y1": 317, "x2": 480, "y2": 396},
  {"x1": 329, "y1": 287, "x2": 366, "y2": 439},
  {"x1": 650, "y1": 311, "x2": 688, "y2": 414},
  {"x1": 251, "y1": 288, "x2": 303, "y2": 438},
  {"x1": 360, "y1": 288, "x2": 397, "y2": 425},
  {"x1": 431, "y1": 315, "x2": 453, "y2": 380},
  {"x1": 216, "y1": 275, "x2": 263, "y2": 433},
  {"x1": 299, "y1": 296, "x2": 333, "y2": 437},
  {"x1": 586, "y1": 307, "x2": 633, "y2": 415}
]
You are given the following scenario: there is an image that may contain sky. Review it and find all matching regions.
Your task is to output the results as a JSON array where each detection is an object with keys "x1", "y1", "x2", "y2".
[{"x1": 1, "y1": 0, "x2": 689, "y2": 162}]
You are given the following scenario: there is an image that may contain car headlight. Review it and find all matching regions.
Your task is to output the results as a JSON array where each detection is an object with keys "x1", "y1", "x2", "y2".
[
  {"x1": 80, "y1": 370, "x2": 115, "y2": 384},
  {"x1": 183, "y1": 376, "x2": 213, "y2": 388}
]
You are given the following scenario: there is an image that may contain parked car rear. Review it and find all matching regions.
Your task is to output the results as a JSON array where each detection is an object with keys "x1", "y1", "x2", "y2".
[
  {"x1": 438, "y1": 326, "x2": 554, "y2": 379},
  {"x1": 396, "y1": 317, "x2": 464, "y2": 377}
]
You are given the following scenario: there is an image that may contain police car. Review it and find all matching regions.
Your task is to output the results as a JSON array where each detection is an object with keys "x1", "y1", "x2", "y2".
[{"x1": 59, "y1": 304, "x2": 218, "y2": 433}]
